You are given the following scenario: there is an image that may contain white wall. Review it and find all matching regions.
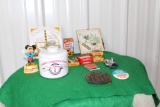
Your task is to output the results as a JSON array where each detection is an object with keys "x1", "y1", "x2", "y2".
[
  {"x1": 0, "y1": 53, "x2": 3, "y2": 88},
  {"x1": 0, "y1": 0, "x2": 160, "y2": 104},
  {"x1": 157, "y1": 46, "x2": 160, "y2": 100},
  {"x1": 0, "y1": 80, "x2": 1, "y2": 89}
]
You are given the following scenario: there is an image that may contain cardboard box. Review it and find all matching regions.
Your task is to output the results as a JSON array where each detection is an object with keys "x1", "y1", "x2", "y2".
[
  {"x1": 63, "y1": 38, "x2": 74, "y2": 56},
  {"x1": 90, "y1": 51, "x2": 104, "y2": 62},
  {"x1": 77, "y1": 54, "x2": 93, "y2": 65}
]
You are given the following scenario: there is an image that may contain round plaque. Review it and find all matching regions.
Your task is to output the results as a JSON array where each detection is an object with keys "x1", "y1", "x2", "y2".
[{"x1": 112, "y1": 70, "x2": 129, "y2": 80}]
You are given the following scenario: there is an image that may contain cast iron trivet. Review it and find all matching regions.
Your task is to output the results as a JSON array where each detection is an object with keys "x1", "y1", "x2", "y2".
[{"x1": 86, "y1": 72, "x2": 112, "y2": 84}]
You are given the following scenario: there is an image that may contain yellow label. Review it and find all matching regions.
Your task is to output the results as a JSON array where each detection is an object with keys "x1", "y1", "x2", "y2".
[{"x1": 24, "y1": 64, "x2": 38, "y2": 74}]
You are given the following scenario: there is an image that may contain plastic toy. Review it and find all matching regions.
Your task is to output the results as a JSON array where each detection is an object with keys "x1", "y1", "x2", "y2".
[{"x1": 24, "y1": 45, "x2": 38, "y2": 73}]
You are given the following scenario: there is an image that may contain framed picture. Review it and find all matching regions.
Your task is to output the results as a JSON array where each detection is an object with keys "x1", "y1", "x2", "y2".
[
  {"x1": 29, "y1": 26, "x2": 62, "y2": 57},
  {"x1": 29, "y1": 26, "x2": 62, "y2": 48},
  {"x1": 76, "y1": 28, "x2": 105, "y2": 54}
]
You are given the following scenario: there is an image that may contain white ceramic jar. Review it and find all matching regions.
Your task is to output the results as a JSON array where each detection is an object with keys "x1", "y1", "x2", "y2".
[{"x1": 38, "y1": 46, "x2": 68, "y2": 78}]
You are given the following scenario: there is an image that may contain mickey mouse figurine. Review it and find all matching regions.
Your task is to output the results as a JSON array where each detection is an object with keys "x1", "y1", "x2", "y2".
[
  {"x1": 25, "y1": 45, "x2": 36, "y2": 65},
  {"x1": 24, "y1": 45, "x2": 38, "y2": 74}
]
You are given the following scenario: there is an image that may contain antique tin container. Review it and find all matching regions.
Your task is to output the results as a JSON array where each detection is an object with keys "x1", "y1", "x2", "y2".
[{"x1": 38, "y1": 46, "x2": 68, "y2": 78}]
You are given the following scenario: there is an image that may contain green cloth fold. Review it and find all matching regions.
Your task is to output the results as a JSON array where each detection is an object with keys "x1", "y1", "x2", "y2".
[{"x1": 0, "y1": 51, "x2": 159, "y2": 107}]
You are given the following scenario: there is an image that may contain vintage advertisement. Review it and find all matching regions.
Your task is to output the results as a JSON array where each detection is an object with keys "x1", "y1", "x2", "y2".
[
  {"x1": 29, "y1": 26, "x2": 63, "y2": 57},
  {"x1": 29, "y1": 26, "x2": 63, "y2": 49},
  {"x1": 76, "y1": 28, "x2": 105, "y2": 54}
]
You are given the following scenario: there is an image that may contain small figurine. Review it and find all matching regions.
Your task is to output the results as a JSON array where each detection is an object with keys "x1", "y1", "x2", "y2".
[
  {"x1": 104, "y1": 58, "x2": 118, "y2": 68},
  {"x1": 25, "y1": 45, "x2": 36, "y2": 65},
  {"x1": 24, "y1": 45, "x2": 38, "y2": 74}
]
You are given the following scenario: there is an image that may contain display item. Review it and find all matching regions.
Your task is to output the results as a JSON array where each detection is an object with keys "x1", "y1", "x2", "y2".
[
  {"x1": 84, "y1": 63, "x2": 100, "y2": 71},
  {"x1": 68, "y1": 58, "x2": 79, "y2": 66},
  {"x1": 38, "y1": 46, "x2": 68, "y2": 78},
  {"x1": 104, "y1": 58, "x2": 118, "y2": 68},
  {"x1": 90, "y1": 50, "x2": 104, "y2": 62},
  {"x1": 29, "y1": 26, "x2": 62, "y2": 57},
  {"x1": 24, "y1": 45, "x2": 38, "y2": 73},
  {"x1": 63, "y1": 38, "x2": 74, "y2": 56},
  {"x1": 86, "y1": 72, "x2": 112, "y2": 84},
  {"x1": 76, "y1": 28, "x2": 105, "y2": 54},
  {"x1": 77, "y1": 54, "x2": 93, "y2": 65},
  {"x1": 112, "y1": 70, "x2": 129, "y2": 80}
]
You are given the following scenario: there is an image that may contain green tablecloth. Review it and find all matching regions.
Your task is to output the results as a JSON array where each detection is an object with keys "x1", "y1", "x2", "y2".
[{"x1": 0, "y1": 51, "x2": 159, "y2": 107}]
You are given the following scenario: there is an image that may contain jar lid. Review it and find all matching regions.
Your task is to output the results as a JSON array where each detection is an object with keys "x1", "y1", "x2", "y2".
[
  {"x1": 38, "y1": 46, "x2": 67, "y2": 58},
  {"x1": 47, "y1": 46, "x2": 58, "y2": 52}
]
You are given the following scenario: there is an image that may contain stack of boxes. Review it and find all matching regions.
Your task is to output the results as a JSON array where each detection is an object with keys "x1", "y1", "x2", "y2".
[{"x1": 90, "y1": 51, "x2": 104, "y2": 62}]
